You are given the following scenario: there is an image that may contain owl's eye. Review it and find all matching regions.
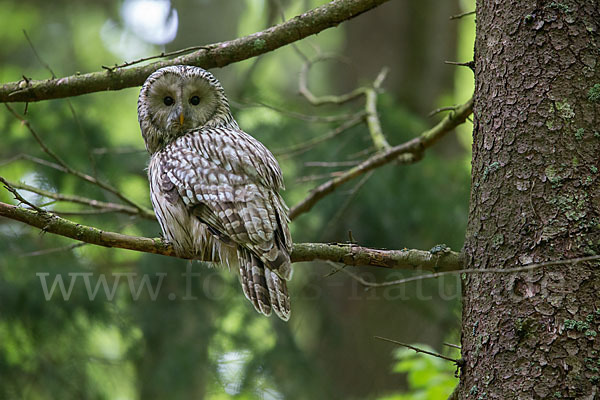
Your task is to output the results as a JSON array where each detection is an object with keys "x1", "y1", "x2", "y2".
[
  {"x1": 189, "y1": 96, "x2": 200, "y2": 106},
  {"x1": 163, "y1": 96, "x2": 174, "y2": 106}
]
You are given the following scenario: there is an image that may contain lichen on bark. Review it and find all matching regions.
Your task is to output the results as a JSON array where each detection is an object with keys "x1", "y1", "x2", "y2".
[{"x1": 460, "y1": 0, "x2": 600, "y2": 398}]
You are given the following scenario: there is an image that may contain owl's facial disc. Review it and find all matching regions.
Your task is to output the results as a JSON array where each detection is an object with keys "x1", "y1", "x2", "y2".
[{"x1": 148, "y1": 72, "x2": 220, "y2": 136}]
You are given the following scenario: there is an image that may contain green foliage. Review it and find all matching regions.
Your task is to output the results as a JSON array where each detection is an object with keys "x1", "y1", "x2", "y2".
[
  {"x1": 378, "y1": 346, "x2": 458, "y2": 400},
  {"x1": 588, "y1": 84, "x2": 600, "y2": 103},
  {"x1": 564, "y1": 318, "x2": 590, "y2": 332},
  {"x1": 545, "y1": 2, "x2": 570, "y2": 12}
]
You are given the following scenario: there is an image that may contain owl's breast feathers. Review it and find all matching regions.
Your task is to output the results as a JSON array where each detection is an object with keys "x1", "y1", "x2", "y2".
[{"x1": 148, "y1": 126, "x2": 292, "y2": 279}]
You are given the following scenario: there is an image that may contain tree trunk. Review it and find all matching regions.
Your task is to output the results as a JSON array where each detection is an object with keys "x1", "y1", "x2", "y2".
[{"x1": 460, "y1": 1, "x2": 600, "y2": 398}]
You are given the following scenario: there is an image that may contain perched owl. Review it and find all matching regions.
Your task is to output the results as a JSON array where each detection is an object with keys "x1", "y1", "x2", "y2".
[{"x1": 138, "y1": 65, "x2": 292, "y2": 320}]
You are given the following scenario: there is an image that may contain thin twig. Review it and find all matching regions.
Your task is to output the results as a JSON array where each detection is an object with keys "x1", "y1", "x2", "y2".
[
  {"x1": 23, "y1": 29, "x2": 56, "y2": 79},
  {"x1": 321, "y1": 170, "x2": 373, "y2": 238},
  {"x1": 428, "y1": 105, "x2": 459, "y2": 118},
  {"x1": 449, "y1": 10, "x2": 475, "y2": 20},
  {"x1": 291, "y1": 43, "x2": 311, "y2": 63},
  {"x1": 374, "y1": 336, "x2": 459, "y2": 363},
  {"x1": 4, "y1": 105, "x2": 154, "y2": 217},
  {"x1": 289, "y1": 97, "x2": 474, "y2": 220},
  {"x1": 328, "y1": 254, "x2": 600, "y2": 290},
  {"x1": 102, "y1": 45, "x2": 212, "y2": 72},
  {"x1": 24, "y1": 29, "x2": 99, "y2": 179},
  {"x1": 304, "y1": 161, "x2": 361, "y2": 168},
  {"x1": 53, "y1": 209, "x2": 126, "y2": 216},
  {"x1": 342, "y1": 170, "x2": 373, "y2": 196},
  {"x1": 295, "y1": 171, "x2": 343, "y2": 183},
  {"x1": 230, "y1": 99, "x2": 359, "y2": 123},
  {"x1": 234, "y1": 0, "x2": 285, "y2": 98},
  {"x1": 364, "y1": 67, "x2": 390, "y2": 151},
  {"x1": 373, "y1": 67, "x2": 388, "y2": 89},
  {"x1": 21, "y1": 242, "x2": 87, "y2": 257},
  {"x1": 3, "y1": 179, "x2": 154, "y2": 220},
  {"x1": 66, "y1": 100, "x2": 98, "y2": 177},
  {"x1": 274, "y1": 113, "x2": 365, "y2": 158},
  {"x1": 323, "y1": 263, "x2": 348, "y2": 278},
  {"x1": 299, "y1": 54, "x2": 366, "y2": 106},
  {"x1": 0, "y1": 176, "x2": 44, "y2": 212},
  {"x1": 443, "y1": 342, "x2": 461, "y2": 350},
  {"x1": 5, "y1": 104, "x2": 70, "y2": 167},
  {"x1": 0, "y1": 153, "x2": 68, "y2": 171},
  {"x1": 347, "y1": 146, "x2": 375, "y2": 160},
  {"x1": 272, "y1": 0, "x2": 288, "y2": 22},
  {"x1": 288, "y1": 8, "x2": 329, "y2": 61},
  {"x1": 444, "y1": 60, "x2": 475, "y2": 71}
]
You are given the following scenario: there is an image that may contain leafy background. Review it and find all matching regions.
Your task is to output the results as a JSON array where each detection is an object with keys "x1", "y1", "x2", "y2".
[{"x1": 0, "y1": 0, "x2": 474, "y2": 398}]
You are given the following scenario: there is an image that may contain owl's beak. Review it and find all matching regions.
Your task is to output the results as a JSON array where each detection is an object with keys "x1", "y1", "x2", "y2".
[{"x1": 168, "y1": 107, "x2": 185, "y2": 131}]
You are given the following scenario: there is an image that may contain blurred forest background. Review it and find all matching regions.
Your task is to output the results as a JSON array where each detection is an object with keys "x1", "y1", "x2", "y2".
[{"x1": 0, "y1": 0, "x2": 474, "y2": 398}]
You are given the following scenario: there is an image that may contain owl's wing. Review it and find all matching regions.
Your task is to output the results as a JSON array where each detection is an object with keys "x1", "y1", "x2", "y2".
[{"x1": 158, "y1": 128, "x2": 292, "y2": 277}]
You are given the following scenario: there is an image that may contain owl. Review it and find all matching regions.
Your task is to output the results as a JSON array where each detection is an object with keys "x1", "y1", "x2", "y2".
[{"x1": 138, "y1": 65, "x2": 292, "y2": 320}]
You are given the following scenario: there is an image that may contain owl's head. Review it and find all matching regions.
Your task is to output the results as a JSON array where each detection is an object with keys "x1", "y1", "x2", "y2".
[{"x1": 138, "y1": 65, "x2": 236, "y2": 154}]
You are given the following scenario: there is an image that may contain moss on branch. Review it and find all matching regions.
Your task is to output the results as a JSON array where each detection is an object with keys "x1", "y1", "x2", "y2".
[
  {"x1": 0, "y1": 201, "x2": 463, "y2": 271},
  {"x1": 290, "y1": 242, "x2": 463, "y2": 272}
]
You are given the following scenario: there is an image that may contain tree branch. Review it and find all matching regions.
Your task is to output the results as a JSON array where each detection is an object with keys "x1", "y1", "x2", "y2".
[
  {"x1": 297, "y1": 53, "x2": 393, "y2": 154},
  {"x1": 299, "y1": 54, "x2": 366, "y2": 106},
  {"x1": 289, "y1": 96, "x2": 474, "y2": 220},
  {"x1": 364, "y1": 67, "x2": 391, "y2": 151},
  {"x1": 291, "y1": 241, "x2": 461, "y2": 271},
  {"x1": 2, "y1": 178, "x2": 154, "y2": 219},
  {"x1": 0, "y1": 201, "x2": 463, "y2": 271},
  {"x1": 4, "y1": 105, "x2": 155, "y2": 218},
  {"x1": 0, "y1": 0, "x2": 391, "y2": 103},
  {"x1": 0, "y1": 177, "x2": 44, "y2": 212}
]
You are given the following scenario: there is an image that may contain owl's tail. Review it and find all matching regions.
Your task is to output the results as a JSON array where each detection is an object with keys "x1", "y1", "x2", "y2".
[{"x1": 237, "y1": 247, "x2": 290, "y2": 321}]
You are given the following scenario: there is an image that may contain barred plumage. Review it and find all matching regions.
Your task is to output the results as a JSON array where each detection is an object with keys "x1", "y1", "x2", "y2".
[{"x1": 139, "y1": 65, "x2": 292, "y2": 320}]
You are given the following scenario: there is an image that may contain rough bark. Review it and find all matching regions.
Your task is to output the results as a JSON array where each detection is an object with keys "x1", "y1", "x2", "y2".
[{"x1": 460, "y1": 1, "x2": 600, "y2": 398}]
